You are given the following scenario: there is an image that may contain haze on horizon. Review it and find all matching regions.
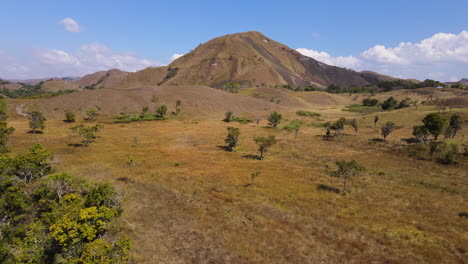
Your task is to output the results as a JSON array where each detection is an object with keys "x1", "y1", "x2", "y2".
[{"x1": 0, "y1": 0, "x2": 467, "y2": 82}]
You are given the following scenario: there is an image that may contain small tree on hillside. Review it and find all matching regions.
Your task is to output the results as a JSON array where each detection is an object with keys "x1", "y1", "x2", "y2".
[
  {"x1": 412, "y1": 125, "x2": 430, "y2": 143},
  {"x1": 381, "y1": 121, "x2": 395, "y2": 140},
  {"x1": 374, "y1": 115, "x2": 379, "y2": 128},
  {"x1": 331, "y1": 117, "x2": 347, "y2": 139},
  {"x1": 268, "y1": 112, "x2": 282, "y2": 127},
  {"x1": 29, "y1": 110, "x2": 46, "y2": 134},
  {"x1": 140, "y1": 106, "x2": 149, "y2": 118},
  {"x1": 422, "y1": 113, "x2": 445, "y2": 140},
  {"x1": 381, "y1": 97, "x2": 398, "y2": 110},
  {"x1": 283, "y1": 120, "x2": 303, "y2": 137},
  {"x1": 254, "y1": 135, "x2": 277, "y2": 160},
  {"x1": 64, "y1": 110, "x2": 76, "y2": 122},
  {"x1": 156, "y1": 105, "x2": 168, "y2": 118},
  {"x1": 224, "y1": 126, "x2": 240, "y2": 151},
  {"x1": 224, "y1": 111, "x2": 234, "y2": 122},
  {"x1": 70, "y1": 124, "x2": 103, "y2": 146},
  {"x1": 350, "y1": 119, "x2": 359, "y2": 136},
  {"x1": 85, "y1": 108, "x2": 98, "y2": 121},
  {"x1": 331, "y1": 160, "x2": 365, "y2": 194},
  {"x1": 444, "y1": 114, "x2": 461, "y2": 139},
  {"x1": 175, "y1": 100, "x2": 182, "y2": 114}
]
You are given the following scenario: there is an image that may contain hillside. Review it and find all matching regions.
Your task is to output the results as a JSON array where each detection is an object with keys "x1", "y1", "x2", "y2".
[
  {"x1": 74, "y1": 69, "x2": 129, "y2": 89},
  {"x1": 116, "y1": 31, "x2": 393, "y2": 89}
]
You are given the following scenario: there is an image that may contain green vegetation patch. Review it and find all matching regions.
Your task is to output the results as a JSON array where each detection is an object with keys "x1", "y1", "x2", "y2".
[
  {"x1": 343, "y1": 104, "x2": 381, "y2": 114},
  {"x1": 296, "y1": 110, "x2": 321, "y2": 117}
]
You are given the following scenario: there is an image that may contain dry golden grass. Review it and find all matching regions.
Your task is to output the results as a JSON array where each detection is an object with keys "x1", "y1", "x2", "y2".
[{"x1": 6, "y1": 87, "x2": 468, "y2": 263}]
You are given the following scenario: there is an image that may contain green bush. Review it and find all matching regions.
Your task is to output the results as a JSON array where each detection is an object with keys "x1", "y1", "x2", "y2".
[{"x1": 296, "y1": 110, "x2": 321, "y2": 117}]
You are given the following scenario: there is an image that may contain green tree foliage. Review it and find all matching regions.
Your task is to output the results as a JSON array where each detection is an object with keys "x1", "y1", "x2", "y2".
[
  {"x1": 326, "y1": 84, "x2": 344, "y2": 93},
  {"x1": 362, "y1": 98, "x2": 379, "y2": 106},
  {"x1": 381, "y1": 97, "x2": 398, "y2": 110},
  {"x1": 85, "y1": 108, "x2": 98, "y2": 121},
  {"x1": 0, "y1": 97, "x2": 14, "y2": 152},
  {"x1": 444, "y1": 114, "x2": 461, "y2": 139},
  {"x1": 413, "y1": 125, "x2": 430, "y2": 143},
  {"x1": 374, "y1": 115, "x2": 379, "y2": 127},
  {"x1": 451, "y1": 82, "x2": 465, "y2": 89},
  {"x1": 156, "y1": 105, "x2": 168, "y2": 118},
  {"x1": 224, "y1": 111, "x2": 234, "y2": 122},
  {"x1": 70, "y1": 124, "x2": 103, "y2": 146},
  {"x1": 330, "y1": 160, "x2": 365, "y2": 194},
  {"x1": 253, "y1": 135, "x2": 277, "y2": 159},
  {"x1": 304, "y1": 86, "x2": 316, "y2": 91},
  {"x1": 29, "y1": 110, "x2": 46, "y2": 133},
  {"x1": 381, "y1": 121, "x2": 395, "y2": 140},
  {"x1": 224, "y1": 126, "x2": 240, "y2": 151},
  {"x1": 268, "y1": 112, "x2": 282, "y2": 127},
  {"x1": 330, "y1": 117, "x2": 347, "y2": 137},
  {"x1": 222, "y1": 81, "x2": 240, "y2": 93},
  {"x1": 140, "y1": 106, "x2": 149, "y2": 118},
  {"x1": 0, "y1": 145, "x2": 130, "y2": 263},
  {"x1": 283, "y1": 120, "x2": 303, "y2": 137},
  {"x1": 422, "y1": 113, "x2": 445, "y2": 140},
  {"x1": 64, "y1": 110, "x2": 76, "y2": 122}
]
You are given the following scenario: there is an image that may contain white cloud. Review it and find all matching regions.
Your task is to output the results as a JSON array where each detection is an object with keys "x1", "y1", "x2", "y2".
[
  {"x1": 59, "y1": 17, "x2": 83, "y2": 33},
  {"x1": 297, "y1": 31, "x2": 468, "y2": 81},
  {"x1": 296, "y1": 48, "x2": 360, "y2": 68},
  {"x1": 0, "y1": 43, "x2": 160, "y2": 78},
  {"x1": 170, "y1": 53, "x2": 184, "y2": 61}
]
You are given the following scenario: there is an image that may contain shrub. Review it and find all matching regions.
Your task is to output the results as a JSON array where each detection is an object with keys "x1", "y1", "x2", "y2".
[
  {"x1": 224, "y1": 127, "x2": 240, "y2": 151},
  {"x1": 330, "y1": 160, "x2": 365, "y2": 194},
  {"x1": 362, "y1": 98, "x2": 379, "y2": 106},
  {"x1": 381, "y1": 121, "x2": 395, "y2": 140},
  {"x1": 29, "y1": 110, "x2": 46, "y2": 133},
  {"x1": 381, "y1": 97, "x2": 398, "y2": 110},
  {"x1": 253, "y1": 135, "x2": 277, "y2": 159},
  {"x1": 156, "y1": 105, "x2": 168, "y2": 118},
  {"x1": 296, "y1": 110, "x2": 320, "y2": 117},
  {"x1": 283, "y1": 120, "x2": 303, "y2": 137},
  {"x1": 64, "y1": 110, "x2": 76, "y2": 122},
  {"x1": 412, "y1": 125, "x2": 429, "y2": 143},
  {"x1": 422, "y1": 113, "x2": 445, "y2": 140},
  {"x1": 224, "y1": 111, "x2": 234, "y2": 122},
  {"x1": 268, "y1": 112, "x2": 282, "y2": 127}
]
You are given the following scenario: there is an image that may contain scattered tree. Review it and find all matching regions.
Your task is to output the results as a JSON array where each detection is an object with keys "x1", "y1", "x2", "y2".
[
  {"x1": 283, "y1": 120, "x2": 303, "y2": 137},
  {"x1": 224, "y1": 111, "x2": 234, "y2": 122},
  {"x1": 28, "y1": 110, "x2": 46, "y2": 134},
  {"x1": 156, "y1": 105, "x2": 168, "y2": 118},
  {"x1": 254, "y1": 135, "x2": 277, "y2": 159},
  {"x1": 331, "y1": 160, "x2": 365, "y2": 194},
  {"x1": 151, "y1": 95, "x2": 158, "y2": 103},
  {"x1": 268, "y1": 112, "x2": 282, "y2": 127},
  {"x1": 381, "y1": 121, "x2": 395, "y2": 140},
  {"x1": 70, "y1": 124, "x2": 104, "y2": 146},
  {"x1": 422, "y1": 113, "x2": 445, "y2": 140},
  {"x1": 224, "y1": 126, "x2": 240, "y2": 151},
  {"x1": 175, "y1": 100, "x2": 182, "y2": 114},
  {"x1": 349, "y1": 119, "x2": 359, "y2": 136},
  {"x1": 444, "y1": 114, "x2": 461, "y2": 139},
  {"x1": 362, "y1": 98, "x2": 379, "y2": 106},
  {"x1": 140, "y1": 106, "x2": 149, "y2": 118},
  {"x1": 374, "y1": 115, "x2": 379, "y2": 128},
  {"x1": 64, "y1": 110, "x2": 76, "y2": 122},
  {"x1": 85, "y1": 108, "x2": 98, "y2": 121},
  {"x1": 412, "y1": 125, "x2": 430, "y2": 143},
  {"x1": 382, "y1": 97, "x2": 398, "y2": 110}
]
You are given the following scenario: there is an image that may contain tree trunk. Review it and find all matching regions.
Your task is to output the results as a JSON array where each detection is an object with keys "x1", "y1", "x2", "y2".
[{"x1": 342, "y1": 176, "x2": 348, "y2": 194}]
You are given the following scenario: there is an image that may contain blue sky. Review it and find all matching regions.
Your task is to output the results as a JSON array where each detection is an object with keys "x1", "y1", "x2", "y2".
[{"x1": 1, "y1": 0, "x2": 467, "y2": 81}]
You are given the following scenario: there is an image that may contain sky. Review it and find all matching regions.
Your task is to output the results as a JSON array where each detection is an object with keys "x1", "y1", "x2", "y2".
[{"x1": 0, "y1": 0, "x2": 467, "y2": 81}]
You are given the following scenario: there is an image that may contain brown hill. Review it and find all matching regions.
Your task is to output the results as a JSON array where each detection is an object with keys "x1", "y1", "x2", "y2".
[
  {"x1": 40, "y1": 79, "x2": 79, "y2": 92},
  {"x1": 109, "y1": 67, "x2": 167, "y2": 89},
  {"x1": 74, "y1": 69, "x2": 128, "y2": 89},
  {"x1": 137, "y1": 31, "x2": 389, "y2": 89}
]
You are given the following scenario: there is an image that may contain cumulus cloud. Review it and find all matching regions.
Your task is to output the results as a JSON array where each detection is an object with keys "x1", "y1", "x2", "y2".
[
  {"x1": 59, "y1": 17, "x2": 83, "y2": 33},
  {"x1": 297, "y1": 31, "x2": 468, "y2": 81},
  {"x1": 170, "y1": 53, "x2": 184, "y2": 61},
  {"x1": 296, "y1": 48, "x2": 360, "y2": 69},
  {"x1": 0, "y1": 43, "x2": 160, "y2": 78}
]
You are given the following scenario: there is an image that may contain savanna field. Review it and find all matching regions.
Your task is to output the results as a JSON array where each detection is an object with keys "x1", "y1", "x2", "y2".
[{"x1": 4, "y1": 86, "x2": 467, "y2": 263}]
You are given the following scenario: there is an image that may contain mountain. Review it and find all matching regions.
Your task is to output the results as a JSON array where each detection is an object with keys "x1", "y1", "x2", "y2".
[
  {"x1": 7, "y1": 77, "x2": 80, "y2": 85},
  {"x1": 74, "y1": 69, "x2": 128, "y2": 89},
  {"x1": 117, "y1": 31, "x2": 392, "y2": 89},
  {"x1": 445, "y1": 78, "x2": 468, "y2": 86}
]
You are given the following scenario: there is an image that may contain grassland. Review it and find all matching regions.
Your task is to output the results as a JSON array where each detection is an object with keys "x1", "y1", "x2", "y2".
[{"x1": 5, "y1": 87, "x2": 468, "y2": 263}]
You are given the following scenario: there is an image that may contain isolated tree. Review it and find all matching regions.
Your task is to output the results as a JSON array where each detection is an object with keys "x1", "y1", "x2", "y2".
[
  {"x1": 254, "y1": 135, "x2": 277, "y2": 159},
  {"x1": 283, "y1": 120, "x2": 303, "y2": 137},
  {"x1": 151, "y1": 95, "x2": 158, "y2": 103},
  {"x1": 268, "y1": 112, "x2": 282, "y2": 127},
  {"x1": 331, "y1": 160, "x2": 365, "y2": 194},
  {"x1": 175, "y1": 100, "x2": 182, "y2": 114},
  {"x1": 381, "y1": 121, "x2": 395, "y2": 140},
  {"x1": 412, "y1": 125, "x2": 430, "y2": 143},
  {"x1": 374, "y1": 115, "x2": 379, "y2": 128},
  {"x1": 224, "y1": 126, "x2": 240, "y2": 151},
  {"x1": 381, "y1": 97, "x2": 398, "y2": 110},
  {"x1": 140, "y1": 106, "x2": 149, "y2": 118},
  {"x1": 444, "y1": 114, "x2": 461, "y2": 139},
  {"x1": 224, "y1": 111, "x2": 234, "y2": 122},
  {"x1": 29, "y1": 110, "x2": 46, "y2": 134},
  {"x1": 85, "y1": 108, "x2": 98, "y2": 121},
  {"x1": 126, "y1": 157, "x2": 136, "y2": 182},
  {"x1": 331, "y1": 117, "x2": 347, "y2": 139},
  {"x1": 350, "y1": 119, "x2": 359, "y2": 136},
  {"x1": 422, "y1": 113, "x2": 445, "y2": 140},
  {"x1": 156, "y1": 105, "x2": 168, "y2": 118},
  {"x1": 64, "y1": 110, "x2": 76, "y2": 122},
  {"x1": 70, "y1": 124, "x2": 103, "y2": 146},
  {"x1": 255, "y1": 116, "x2": 262, "y2": 127}
]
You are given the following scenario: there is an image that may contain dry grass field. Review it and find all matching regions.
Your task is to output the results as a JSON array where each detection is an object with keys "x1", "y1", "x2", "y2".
[{"x1": 5, "y1": 87, "x2": 468, "y2": 263}]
